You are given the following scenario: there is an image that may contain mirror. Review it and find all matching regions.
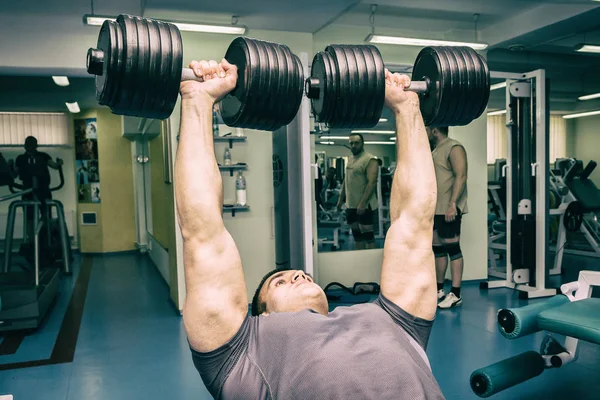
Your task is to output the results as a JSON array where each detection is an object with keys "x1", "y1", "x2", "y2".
[{"x1": 314, "y1": 108, "x2": 396, "y2": 252}]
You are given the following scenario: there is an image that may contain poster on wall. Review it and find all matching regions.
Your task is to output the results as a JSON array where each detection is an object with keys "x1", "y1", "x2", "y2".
[{"x1": 74, "y1": 118, "x2": 100, "y2": 203}]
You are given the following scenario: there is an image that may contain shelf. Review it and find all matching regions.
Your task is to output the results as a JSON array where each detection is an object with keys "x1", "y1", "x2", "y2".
[
  {"x1": 223, "y1": 205, "x2": 250, "y2": 217},
  {"x1": 218, "y1": 164, "x2": 248, "y2": 176},
  {"x1": 214, "y1": 135, "x2": 247, "y2": 148}
]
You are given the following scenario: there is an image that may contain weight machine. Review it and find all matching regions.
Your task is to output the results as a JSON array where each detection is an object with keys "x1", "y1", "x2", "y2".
[{"x1": 481, "y1": 70, "x2": 558, "y2": 299}]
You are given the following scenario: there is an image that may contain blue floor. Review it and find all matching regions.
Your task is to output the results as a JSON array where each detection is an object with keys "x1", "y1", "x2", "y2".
[{"x1": 1, "y1": 252, "x2": 600, "y2": 399}]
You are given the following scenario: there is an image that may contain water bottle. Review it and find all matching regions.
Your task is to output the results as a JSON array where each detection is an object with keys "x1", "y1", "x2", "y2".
[
  {"x1": 212, "y1": 109, "x2": 219, "y2": 137},
  {"x1": 236, "y1": 171, "x2": 247, "y2": 206},
  {"x1": 223, "y1": 147, "x2": 232, "y2": 166}
]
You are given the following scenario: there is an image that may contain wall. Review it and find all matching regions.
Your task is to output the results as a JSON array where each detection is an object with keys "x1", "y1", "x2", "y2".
[
  {"x1": 215, "y1": 128, "x2": 277, "y2": 302},
  {"x1": 572, "y1": 115, "x2": 600, "y2": 186},
  {"x1": 77, "y1": 108, "x2": 136, "y2": 253},
  {"x1": 449, "y1": 116, "x2": 489, "y2": 281}
]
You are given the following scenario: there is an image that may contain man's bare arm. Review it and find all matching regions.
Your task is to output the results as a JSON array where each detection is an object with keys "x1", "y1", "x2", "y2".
[
  {"x1": 449, "y1": 145, "x2": 468, "y2": 209},
  {"x1": 380, "y1": 71, "x2": 437, "y2": 320},
  {"x1": 48, "y1": 158, "x2": 62, "y2": 170},
  {"x1": 357, "y1": 159, "x2": 379, "y2": 211},
  {"x1": 176, "y1": 59, "x2": 248, "y2": 353}
]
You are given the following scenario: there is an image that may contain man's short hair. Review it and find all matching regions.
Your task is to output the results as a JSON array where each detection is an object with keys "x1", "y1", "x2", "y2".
[
  {"x1": 349, "y1": 133, "x2": 364, "y2": 143},
  {"x1": 24, "y1": 136, "x2": 37, "y2": 148},
  {"x1": 251, "y1": 268, "x2": 283, "y2": 316}
]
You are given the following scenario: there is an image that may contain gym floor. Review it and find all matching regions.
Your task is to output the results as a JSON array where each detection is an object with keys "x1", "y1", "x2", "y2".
[{"x1": 1, "y1": 252, "x2": 599, "y2": 399}]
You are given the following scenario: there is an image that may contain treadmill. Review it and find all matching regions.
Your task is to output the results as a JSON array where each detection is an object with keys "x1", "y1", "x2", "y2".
[{"x1": 0, "y1": 160, "x2": 67, "y2": 332}]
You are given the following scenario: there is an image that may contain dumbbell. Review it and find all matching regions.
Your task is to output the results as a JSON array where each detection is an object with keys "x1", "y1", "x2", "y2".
[
  {"x1": 86, "y1": 14, "x2": 304, "y2": 131},
  {"x1": 305, "y1": 44, "x2": 490, "y2": 128}
]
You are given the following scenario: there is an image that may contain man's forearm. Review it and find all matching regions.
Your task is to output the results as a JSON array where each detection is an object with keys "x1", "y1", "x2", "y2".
[
  {"x1": 175, "y1": 99, "x2": 224, "y2": 241},
  {"x1": 389, "y1": 108, "x2": 436, "y2": 222},
  {"x1": 358, "y1": 182, "x2": 377, "y2": 208},
  {"x1": 449, "y1": 175, "x2": 467, "y2": 206}
]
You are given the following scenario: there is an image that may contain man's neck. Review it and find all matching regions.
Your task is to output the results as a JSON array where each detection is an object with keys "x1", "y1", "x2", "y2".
[
  {"x1": 353, "y1": 150, "x2": 364, "y2": 158},
  {"x1": 435, "y1": 135, "x2": 449, "y2": 147}
]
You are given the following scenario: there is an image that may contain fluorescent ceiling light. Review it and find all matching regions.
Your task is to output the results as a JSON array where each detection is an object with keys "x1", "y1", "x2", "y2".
[
  {"x1": 351, "y1": 130, "x2": 395, "y2": 134},
  {"x1": 578, "y1": 92, "x2": 600, "y2": 101},
  {"x1": 365, "y1": 141, "x2": 395, "y2": 145},
  {"x1": 319, "y1": 136, "x2": 349, "y2": 140},
  {"x1": 173, "y1": 22, "x2": 246, "y2": 34},
  {"x1": 490, "y1": 82, "x2": 506, "y2": 91},
  {"x1": 319, "y1": 141, "x2": 335, "y2": 145},
  {"x1": 487, "y1": 110, "x2": 507, "y2": 116},
  {"x1": 390, "y1": 137, "x2": 396, "y2": 140},
  {"x1": 365, "y1": 34, "x2": 488, "y2": 50},
  {"x1": 65, "y1": 102, "x2": 80, "y2": 113},
  {"x1": 379, "y1": 118, "x2": 388, "y2": 122},
  {"x1": 82, "y1": 14, "x2": 246, "y2": 34},
  {"x1": 575, "y1": 44, "x2": 600, "y2": 53},
  {"x1": 52, "y1": 76, "x2": 70, "y2": 87},
  {"x1": 562, "y1": 110, "x2": 600, "y2": 119}
]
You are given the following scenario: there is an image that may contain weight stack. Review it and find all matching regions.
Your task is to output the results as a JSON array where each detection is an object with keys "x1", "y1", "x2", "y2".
[{"x1": 470, "y1": 351, "x2": 546, "y2": 398}]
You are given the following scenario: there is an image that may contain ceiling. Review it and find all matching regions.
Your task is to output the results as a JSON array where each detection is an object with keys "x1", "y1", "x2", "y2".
[{"x1": 1, "y1": 0, "x2": 599, "y2": 134}]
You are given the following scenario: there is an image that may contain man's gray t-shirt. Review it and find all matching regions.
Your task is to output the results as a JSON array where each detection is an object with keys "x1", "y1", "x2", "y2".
[{"x1": 190, "y1": 294, "x2": 445, "y2": 399}]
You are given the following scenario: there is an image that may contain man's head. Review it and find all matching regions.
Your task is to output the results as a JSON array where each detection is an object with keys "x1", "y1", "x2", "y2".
[
  {"x1": 251, "y1": 269, "x2": 328, "y2": 316},
  {"x1": 349, "y1": 133, "x2": 365, "y2": 156},
  {"x1": 24, "y1": 136, "x2": 38, "y2": 153},
  {"x1": 425, "y1": 126, "x2": 448, "y2": 149}
]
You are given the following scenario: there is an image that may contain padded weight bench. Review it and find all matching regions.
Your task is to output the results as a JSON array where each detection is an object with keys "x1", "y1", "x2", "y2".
[{"x1": 470, "y1": 270, "x2": 600, "y2": 397}]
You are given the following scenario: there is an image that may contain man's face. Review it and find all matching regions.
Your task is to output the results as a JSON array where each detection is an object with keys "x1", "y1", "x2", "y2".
[
  {"x1": 426, "y1": 127, "x2": 436, "y2": 149},
  {"x1": 259, "y1": 270, "x2": 328, "y2": 315},
  {"x1": 349, "y1": 135, "x2": 364, "y2": 156}
]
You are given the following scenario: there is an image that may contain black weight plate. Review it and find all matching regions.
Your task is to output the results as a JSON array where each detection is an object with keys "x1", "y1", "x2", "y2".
[
  {"x1": 264, "y1": 41, "x2": 285, "y2": 131},
  {"x1": 437, "y1": 47, "x2": 460, "y2": 127},
  {"x1": 368, "y1": 45, "x2": 386, "y2": 126},
  {"x1": 454, "y1": 47, "x2": 475, "y2": 125},
  {"x1": 112, "y1": 15, "x2": 138, "y2": 115},
  {"x1": 248, "y1": 39, "x2": 271, "y2": 129},
  {"x1": 238, "y1": 38, "x2": 262, "y2": 128},
  {"x1": 351, "y1": 45, "x2": 371, "y2": 128},
  {"x1": 473, "y1": 52, "x2": 491, "y2": 121},
  {"x1": 358, "y1": 46, "x2": 376, "y2": 128},
  {"x1": 153, "y1": 20, "x2": 172, "y2": 120},
  {"x1": 164, "y1": 21, "x2": 184, "y2": 120},
  {"x1": 280, "y1": 47, "x2": 303, "y2": 129},
  {"x1": 93, "y1": 20, "x2": 115, "y2": 107},
  {"x1": 273, "y1": 44, "x2": 292, "y2": 127},
  {"x1": 326, "y1": 45, "x2": 350, "y2": 128},
  {"x1": 289, "y1": 52, "x2": 305, "y2": 126},
  {"x1": 221, "y1": 38, "x2": 253, "y2": 127},
  {"x1": 447, "y1": 47, "x2": 468, "y2": 126},
  {"x1": 261, "y1": 42, "x2": 282, "y2": 131},
  {"x1": 323, "y1": 52, "x2": 338, "y2": 126},
  {"x1": 145, "y1": 18, "x2": 167, "y2": 119},
  {"x1": 463, "y1": 46, "x2": 483, "y2": 124},
  {"x1": 432, "y1": 47, "x2": 452, "y2": 126},
  {"x1": 412, "y1": 47, "x2": 443, "y2": 126},
  {"x1": 275, "y1": 44, "x2": 296, "y2": 128},
  {"x1": 458, "y1": 47, "x2": 480, "y2": 124},
  {"x1": 110, "y1": 20, "x2": 125, "y2": 108},
  {"x1": 340, "y1": 46, "x2": 360, "y2": 129},
  {"x1": 136, "y1": 18, "x2": 157, "y2": 118},
  {"x1": 128, "y1": 16, "x2": 150, "y2": 118},
  {"x1": 309, "y1": 52, "x2": 328, "y2": 121}
]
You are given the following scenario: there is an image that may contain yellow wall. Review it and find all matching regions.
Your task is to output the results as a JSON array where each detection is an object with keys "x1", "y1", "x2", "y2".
[
  {"x1": 150, "y1": 122, "x2": 179, "y2": 305},
  {"x1": 77, "y1": 108, "x2": 136, "y2": 253}
]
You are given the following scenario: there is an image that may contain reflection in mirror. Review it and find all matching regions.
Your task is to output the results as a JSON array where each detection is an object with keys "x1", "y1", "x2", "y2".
[{"x1": 314, "y1": 109, "x2": 396, "y2": 252}]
